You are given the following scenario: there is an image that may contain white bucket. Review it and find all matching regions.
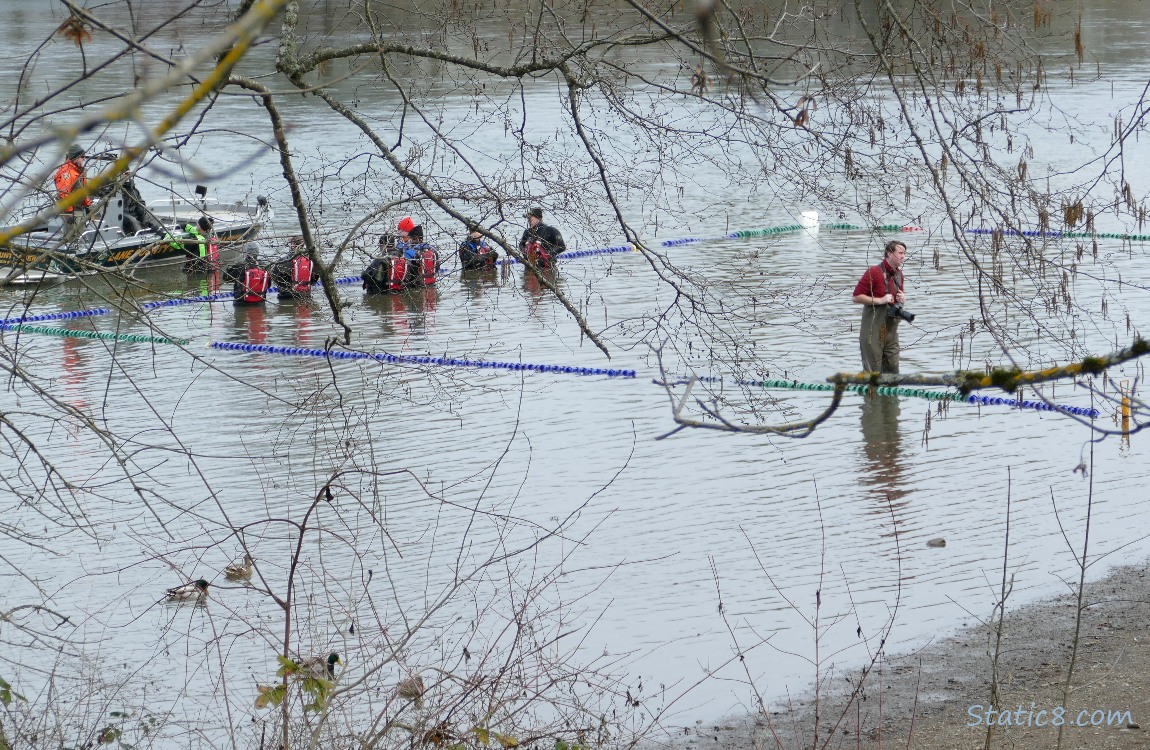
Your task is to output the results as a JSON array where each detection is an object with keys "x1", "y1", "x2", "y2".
[{"x1": 799, "y1": 210, "x2": 819, "y2": 230}]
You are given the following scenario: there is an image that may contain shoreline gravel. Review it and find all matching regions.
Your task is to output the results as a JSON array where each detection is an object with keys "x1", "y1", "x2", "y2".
[{"x1": 650, "y1": 558, "x2": 1150, "y2": 750}]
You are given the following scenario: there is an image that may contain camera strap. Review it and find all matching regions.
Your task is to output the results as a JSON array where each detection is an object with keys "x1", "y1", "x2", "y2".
[{"x1": 883, "y1": 265, "x2": 903, "y2": 297}]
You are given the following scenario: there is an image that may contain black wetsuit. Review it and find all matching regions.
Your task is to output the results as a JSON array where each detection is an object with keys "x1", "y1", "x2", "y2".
[
  {"x1": 517, "y1": 223, "x2": 567, "y2": 257},
  {"x1": 458, "y1": 238, "x2": 496, "y2": 269}
]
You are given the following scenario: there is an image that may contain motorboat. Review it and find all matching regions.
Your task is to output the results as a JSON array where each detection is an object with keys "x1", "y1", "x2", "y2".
[{"x1": 0, "y1": 182, "x2": 270, "y2": 284}]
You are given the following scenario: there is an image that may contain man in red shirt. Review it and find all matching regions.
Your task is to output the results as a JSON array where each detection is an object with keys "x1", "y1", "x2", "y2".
[{"x1": 852, "y1": 240, "x2": 908, "y2": 373}]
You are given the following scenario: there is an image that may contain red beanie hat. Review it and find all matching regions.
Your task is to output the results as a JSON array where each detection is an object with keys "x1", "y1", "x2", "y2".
[{"x1": 397, "y1": 216, "x2": 415, "y2": 233}]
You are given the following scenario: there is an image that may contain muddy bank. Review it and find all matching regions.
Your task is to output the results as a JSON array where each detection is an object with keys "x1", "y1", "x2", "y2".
[{"x1": 657, "y1": 560, "x2": 1150, "y2": 750}]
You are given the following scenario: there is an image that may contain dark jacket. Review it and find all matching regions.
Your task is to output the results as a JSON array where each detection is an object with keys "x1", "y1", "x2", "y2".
[
  {"x1": 458, "y1": 238, "x2": 496, "y2": 269},
  {"x1": 517, "y1": 223, "x2": 566, "y2": 256},
  {"x1": 223, "y1": 257, "x2": 257, "y2": 283},
  {"x1": 121, "y1": 179, "x2": 162, "y2": 233},
  {"x1": 270, "y1": 254, "x2": 314, "y2": 297}
]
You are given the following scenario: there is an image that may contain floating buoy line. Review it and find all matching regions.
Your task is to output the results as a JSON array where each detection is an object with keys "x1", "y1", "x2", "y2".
[
  {"x1": 498, "y1": 245, "x2": 634, "y2": 264},
  {"x1": 747, "y1": 378, "x2": 1099, "y2": 418},
  {"x1": 0, "y1": 307, "x2": 112, "y2": 325},
  {"x1": 656, "y1": 375, "x2": 1097, "y2": 417},
  {"x1": 0, "y1": 321, "x2": 189, "y2": 347},
  {"x1": 207, "y1": 342, "x2": 637, "y2": 378},
  {"x1": 966, "y1": 227, "x2": 1150, "y2": 241}
]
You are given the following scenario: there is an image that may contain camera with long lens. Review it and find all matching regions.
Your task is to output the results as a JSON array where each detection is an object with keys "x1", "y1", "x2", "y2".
[{"x1": 887, "y1": 303, "x2": 916, "y2": 323}]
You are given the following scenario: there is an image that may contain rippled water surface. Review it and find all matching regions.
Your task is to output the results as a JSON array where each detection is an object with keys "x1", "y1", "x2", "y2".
[{"x1": 1, "y1": 0, "x2": 1149, "y2": 742}]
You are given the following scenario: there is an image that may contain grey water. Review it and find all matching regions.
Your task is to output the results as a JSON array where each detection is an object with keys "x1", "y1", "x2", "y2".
[{"x1": 1, "y1": 1, "x2": 1148, "y2": 745}]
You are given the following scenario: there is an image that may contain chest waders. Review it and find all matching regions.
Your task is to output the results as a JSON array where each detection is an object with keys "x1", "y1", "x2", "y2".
[{"x1": 859, "y1": 306, "x2": 900, "y2": 374}]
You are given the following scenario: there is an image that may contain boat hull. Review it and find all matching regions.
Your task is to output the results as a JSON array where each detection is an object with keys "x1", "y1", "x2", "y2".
[{"x1": 0, "y1": 191, "x2": 268, "y2": 284}]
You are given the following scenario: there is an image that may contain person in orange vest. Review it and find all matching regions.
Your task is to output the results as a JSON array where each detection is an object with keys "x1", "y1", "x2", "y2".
[{"x1": 54, "y1": 144, "x2": 91, "y2": 224}]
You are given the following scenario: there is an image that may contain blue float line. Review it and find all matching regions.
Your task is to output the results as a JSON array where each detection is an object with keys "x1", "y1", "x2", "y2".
[
  {"x1": 966, "y1": 227, "x2": 1150, "y2": 242},
  {"x1": 143, "y1": 275, "x2": 383, "y2": 303},
  {"x1": 960, "y1": 391, "x2": 1100, "y2": 417},
  {"x1": 208, "y1": 341, "x2": 638, "y2": 378},
  {"x1": 560, "y1": 246, "x2": 634, "y2": 260},
  {"x1": 142, "y1": 293, "x2": 236, "y2": 309},
  {"x1": 0, "y1": 307, "x2": 113, "y2": 325},
  {"x1": 497, "y1": 245, "x2": 634, "y2": 266},
  {"x1": 967, "y1": 228, "x2": 1063, "y2": 238},
  {"x1": 661, "y1": 225, "x2": 807, "y2": 246},
  {"x1": 659, "y1": 375, "x2": 1098, "y2": 418}
]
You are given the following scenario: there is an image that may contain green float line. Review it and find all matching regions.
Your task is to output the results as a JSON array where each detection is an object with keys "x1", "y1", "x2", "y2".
[
  {"x1": 820, "y1": 223, "x2": 920, "y2": 232},
  {"x1": 753, "y1": 378, "x2": 966, "y2": 402},
  {"x1": 0, "y1": 324, "x2": 189, "y2": 347},
  {"x1": 730, "y1": 224, "x2": 803, "y2": 238}
]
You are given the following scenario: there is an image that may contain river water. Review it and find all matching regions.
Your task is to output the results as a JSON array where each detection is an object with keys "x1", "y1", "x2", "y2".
[{"x1": 1, "y1": 1, "x2": 1148, "y2": 746}]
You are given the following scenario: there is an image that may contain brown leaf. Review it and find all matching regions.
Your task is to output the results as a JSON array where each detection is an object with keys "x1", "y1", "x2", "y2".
[
  {"x1": 56, "y1": 15, "x2": 92, "y2": 47},
  {"x1": 422, "y1": 723, "x2": 452, "y2": 746}
]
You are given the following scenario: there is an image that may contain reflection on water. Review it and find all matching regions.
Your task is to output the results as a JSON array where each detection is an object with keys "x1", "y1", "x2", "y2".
[
  {"x1": 286, "y1": 299, "x2": 318, "y2": 348},
  {"x1": 459, "y1": 266, "x2": 502, "y2": 301},
  {"x1": 59, "y1": 334, "x2": 89, "y2": 414},
  {"x1": 362, "y1": 286, "x2": 440, "y2": 341},
  {"x1": 858, "y1": 391, "x2": 914, "y2": 544},
  {"x1": 5, "y1": 236, "x2": 1149, "y2": 734},
  {"x1": 233, "y1": 303, "x2": 269, "y2": 344},
  {"x1": 522, "y1": 267, "x2": 561, "y2": 318},
  {"x1": 192, "y1": 270, "x2": 222, "y2": 298},
  {"x1": 859, "y1": 392, "x2": 906, "y2": 494}
]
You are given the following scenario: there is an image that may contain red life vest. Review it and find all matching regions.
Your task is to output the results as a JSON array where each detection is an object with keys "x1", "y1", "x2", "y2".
[
  {"x1": 207, "y1": 237, "x2": 219, "y2": 266},
  {"x1": 418, "y1": 248, "x2": 436, "y2": 285},
  {"x1": 525, "y1": 239, "x2": 551, "y2": 268},
  {"x1": 291, "y1": 255, "x2": 313, "y2": 292},
  {"x1": 240, "y1": 267, "x2": 269, "y2": 303},
  {"x1": 387, "y1": 257, "x2": 407, "y2": 292}
]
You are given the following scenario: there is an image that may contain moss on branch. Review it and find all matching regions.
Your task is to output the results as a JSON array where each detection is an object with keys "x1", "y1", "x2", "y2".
[{"x1": 829, "y1": 338, "x2": 1149, "y2": 394}]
